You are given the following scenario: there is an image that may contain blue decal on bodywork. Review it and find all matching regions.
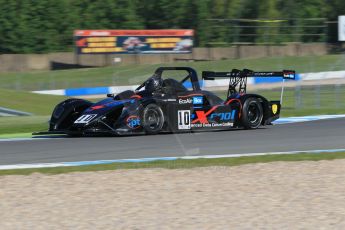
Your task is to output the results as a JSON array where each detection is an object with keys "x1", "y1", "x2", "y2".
[
  {"x1": 193, "y1": 96, "x2": 203, "y2": 105},
  {"x1": 126, "y1": 116, "x2": 141, "y2": 129}
]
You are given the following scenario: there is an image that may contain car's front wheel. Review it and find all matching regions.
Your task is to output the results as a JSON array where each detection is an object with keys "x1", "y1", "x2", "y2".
[
  {"x1": 241, "y1": 97, "x2": 263, "y2": 129},
  {"x1": 141, "y1": 104, "x2": 165, "y2": 134}
]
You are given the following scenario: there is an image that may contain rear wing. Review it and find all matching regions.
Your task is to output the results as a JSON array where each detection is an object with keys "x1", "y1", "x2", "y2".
[
  {"x1": 202, "y1": 69, "x2": 296, "y2": 97},
  {"x1": 202, "y1": 69, "x2": 295, "y2": 80}
]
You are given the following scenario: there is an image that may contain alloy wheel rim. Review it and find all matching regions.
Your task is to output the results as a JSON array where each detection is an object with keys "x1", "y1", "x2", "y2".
[{"x1": 248, "y1": 103, "x2": 260, "y2": 124}]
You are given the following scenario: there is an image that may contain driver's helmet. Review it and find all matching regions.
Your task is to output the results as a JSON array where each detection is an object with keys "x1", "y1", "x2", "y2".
[{"x1": 145, "y1": 74, "x2": 163, "y2": 92}]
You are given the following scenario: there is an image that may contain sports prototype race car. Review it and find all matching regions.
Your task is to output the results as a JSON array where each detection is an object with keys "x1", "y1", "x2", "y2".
[{"x1": 33, "y1": 67, "x2": 295, "y2": 136}]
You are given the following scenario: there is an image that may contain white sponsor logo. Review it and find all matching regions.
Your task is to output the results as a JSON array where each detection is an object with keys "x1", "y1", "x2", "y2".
[
  {"x1": 178, "y1": 98, "x2": 192, "y2": 104},
  {"x1": 193, "y1": 96, "x2": 203, "y2": 104},
  {"x1": 178, "y1": 110, "x2": 191, "y2": 129},
  {"x1": 191, "y1": 122, "x2": 233, "y2": 128},
  {"x1": 74, "y1": 114, "x2": 98, "y2": 124}
]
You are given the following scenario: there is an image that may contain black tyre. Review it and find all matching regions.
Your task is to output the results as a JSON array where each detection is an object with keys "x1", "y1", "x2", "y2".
[
  {"x1": 141, "y1": 104, "x2": 165, "y2": 134},
  {"x1": 241, "y1": 97, "x2": 263, "y2": 129}
]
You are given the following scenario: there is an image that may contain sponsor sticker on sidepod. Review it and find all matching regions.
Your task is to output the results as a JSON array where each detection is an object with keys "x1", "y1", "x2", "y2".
[
  {"x1": 179, "y1": 98, "x2": 193, "y2": 104},
  {"x1": 193, "y1": 96, "x2": 203, "y2": 105}
]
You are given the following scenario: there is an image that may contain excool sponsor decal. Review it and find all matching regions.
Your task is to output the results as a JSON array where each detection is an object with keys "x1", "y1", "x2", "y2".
[
  {"x1": 210, "y1": 111, "x2": 236, "y2": 121},
  {"x1": 192, "y1": 110, "x2": 236, "y2": 124}
]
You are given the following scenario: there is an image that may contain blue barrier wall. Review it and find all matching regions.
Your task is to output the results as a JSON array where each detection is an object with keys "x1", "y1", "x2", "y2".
[
  {"x1": 65, "y1": 87, "x2": 110, "y2": 96},
  {"x1": 253, "y1": 74, "x2": 300, "y2": 84}
]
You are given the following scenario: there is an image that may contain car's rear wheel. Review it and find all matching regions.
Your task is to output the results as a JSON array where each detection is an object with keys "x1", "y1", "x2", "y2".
[
  {"x1": 141, "y1": 104, "x2": 164, "y2": 134},
  {"x1": 241, "y1": 97, "x2": 263, "y2": 129}
]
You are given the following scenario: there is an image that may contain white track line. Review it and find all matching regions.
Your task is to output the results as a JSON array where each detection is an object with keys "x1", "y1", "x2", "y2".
[
  {"x1": 272, "y1": 114, "x2": 345, "y2": 124},
  {"x1": 1, "y1": 148, "x2": 345, "y2": 170}
]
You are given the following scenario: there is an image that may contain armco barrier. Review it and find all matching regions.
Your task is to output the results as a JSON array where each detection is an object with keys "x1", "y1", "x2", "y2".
[
  {"x1": 0, "y1": 107, "x2": 33, "y2": 117},
  {"x1": 32, "y1": 70, "x2": 345, "y2": 97}
]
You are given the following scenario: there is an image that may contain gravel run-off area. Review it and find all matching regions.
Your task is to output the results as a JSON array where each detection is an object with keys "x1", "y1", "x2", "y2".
[{"x1": 1, "y1": 159, "x2": 345, "y2": 229}]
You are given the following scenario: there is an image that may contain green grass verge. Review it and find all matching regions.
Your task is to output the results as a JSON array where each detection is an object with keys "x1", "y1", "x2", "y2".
[
  {"x1": 1, "y1": 54, "x2": 345, "y2": 91},
  {"x1": 0, "y1": 132, "x2": 33, "y2": 138},
  {"x1": 1, "y1": 152, "x2": 345, "y2": 176},
  {"x1": 217, "y1": 85, "x2": 345, "y2": 117},
  {"x1": 0, "y1": 116, "x2": 49, "y2": 135},
  {"x1": 263, "y1": 85, "x2": 345, "y2": 117},
  {"x1": 0, "y1": 88, "x2": 67, "y2": 115}
]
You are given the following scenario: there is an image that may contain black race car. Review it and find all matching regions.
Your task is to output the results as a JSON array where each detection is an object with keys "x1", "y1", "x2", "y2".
[{"x1": 33, "y1": 67, "x2": 295, "y2": 136}]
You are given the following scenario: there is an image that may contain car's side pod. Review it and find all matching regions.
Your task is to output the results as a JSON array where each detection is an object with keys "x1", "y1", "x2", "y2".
[{"x1": 49, "y1": 98, "x2": 93, "y2": 131}]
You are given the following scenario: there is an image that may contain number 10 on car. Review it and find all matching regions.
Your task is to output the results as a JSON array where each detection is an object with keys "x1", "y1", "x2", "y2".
[{"x1": 178, "y1": 110, "x2": 191, "y2": 129}]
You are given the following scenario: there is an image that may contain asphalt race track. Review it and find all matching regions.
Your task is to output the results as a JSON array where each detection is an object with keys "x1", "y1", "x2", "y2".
[{"x1": 1, "y1": 118, "x2": 345, "y2": 165}]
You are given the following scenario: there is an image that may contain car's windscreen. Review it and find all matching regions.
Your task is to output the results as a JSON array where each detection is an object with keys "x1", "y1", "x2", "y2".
[{"x1": 160, "y1": 70, "x2": 190, "y2": 83}]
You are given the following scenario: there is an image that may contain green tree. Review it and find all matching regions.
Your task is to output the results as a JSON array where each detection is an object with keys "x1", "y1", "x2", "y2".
[
  {"x1": 0, "y1": 0, "x2": 343, "y2": 53},
  {"x1": 0, "y1": 1, "x2": 22, "y2": 53},
  {"x1": 256, "y1": 0, "x2": 280, "y2": 43}
]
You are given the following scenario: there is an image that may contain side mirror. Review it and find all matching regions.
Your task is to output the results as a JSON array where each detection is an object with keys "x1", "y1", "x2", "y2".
[{"x1": 107, "y1": 93, "x2": 115, "y2": 98}]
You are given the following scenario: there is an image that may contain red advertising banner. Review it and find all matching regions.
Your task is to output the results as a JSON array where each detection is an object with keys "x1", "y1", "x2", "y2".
[{"x1": 74, "y1": 29, "x2": 194, "y2": 54}]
